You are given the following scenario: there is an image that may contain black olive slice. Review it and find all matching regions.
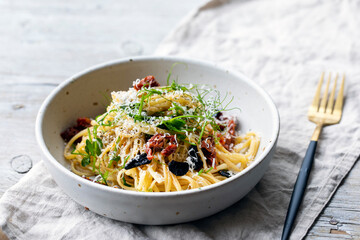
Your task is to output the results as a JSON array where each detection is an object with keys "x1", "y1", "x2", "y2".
[
  {"x1": 213, "y1": 111, "x2": 223, "y2": 120},
  {"x1": 168, "y1": 160, "x2": 189, "y2": 176},
  {"x1": 218, "y1": 170, "x2": 231, "y2": 178},
  {"x1": 124, "y1": 153, "x2": 151, "y2": 170},
  {"x1": 188, "y1": 145, "x2": 203, "y2": 170}
]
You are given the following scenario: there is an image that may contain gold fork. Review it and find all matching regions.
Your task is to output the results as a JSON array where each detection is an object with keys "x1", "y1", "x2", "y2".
[{"x1": 281, "y1": 73, "x2": 345, "y2": 240}]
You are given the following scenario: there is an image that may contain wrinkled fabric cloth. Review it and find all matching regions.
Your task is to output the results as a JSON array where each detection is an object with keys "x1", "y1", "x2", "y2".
[{"x1": 1, "y1": 0, "x2": 360, "y2": 239}]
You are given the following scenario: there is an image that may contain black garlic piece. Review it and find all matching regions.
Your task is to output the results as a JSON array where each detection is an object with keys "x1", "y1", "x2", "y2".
[
  {"x1": 124, "y1": 153, "x2": 151, "y2": 170},
  {"x1": 168, "y1": 160, "x2": 189, "y2": 176},
  {"x1": 218, "y1": 170, "x2": 231, "y2": 178},
  {"x1": 188, "y1": 145, "x2": 203, "y2": 170}
]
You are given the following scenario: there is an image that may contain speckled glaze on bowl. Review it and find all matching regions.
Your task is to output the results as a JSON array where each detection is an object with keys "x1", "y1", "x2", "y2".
[{"x1": 35, "y1": 56, "x2": 279, "y2": 225}]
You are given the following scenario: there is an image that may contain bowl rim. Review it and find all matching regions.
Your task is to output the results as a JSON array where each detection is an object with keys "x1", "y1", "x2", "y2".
[{"x1": 35, "y1": 55, "x2": 280, "y2": 197}]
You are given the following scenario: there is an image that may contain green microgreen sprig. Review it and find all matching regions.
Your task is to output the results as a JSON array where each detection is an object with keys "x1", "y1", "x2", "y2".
[
  {"x1": 122, "y1": 155, "x2": 130, "y2": 169},
  {"x1": 122, "y1": 176, "x2": 132, "y2": 187},
  {"x1": 107, "y1": 156, "x2": 121, "y2": 168},
  {"x1": 80, "y1": 128, "x2": 103, "y2": 168},
  {"x1": 198, "y1": 167, "x2": 213, "y2": 175}
]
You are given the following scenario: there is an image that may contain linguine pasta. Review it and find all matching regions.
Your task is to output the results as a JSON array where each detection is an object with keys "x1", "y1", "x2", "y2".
[{"x1": 62, "y1": 75, "x2": 260, "y2": 192}]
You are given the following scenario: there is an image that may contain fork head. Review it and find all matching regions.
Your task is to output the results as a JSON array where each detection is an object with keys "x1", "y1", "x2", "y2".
[{"x1": 308, "y1": 72, "x2": 345, "y2": 125}]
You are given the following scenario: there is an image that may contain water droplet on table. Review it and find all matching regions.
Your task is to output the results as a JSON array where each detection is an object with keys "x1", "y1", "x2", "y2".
[{"x1": 11, "y1": 155, "x2": 33, "y2": 174}]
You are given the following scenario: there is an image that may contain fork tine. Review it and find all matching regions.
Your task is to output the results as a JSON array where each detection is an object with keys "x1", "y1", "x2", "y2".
[
  {"x1": 333, "y1": 74, "x2": 345, "y2": 115},
  {"x1": 325, "y1": 73, "x2": 338, "y2": 114},
  {"x1": 319, "y1": 73, "x2": 331, "y2": 113},
  {"x1": 310, "y1": 72, "x2": 324, "y2": 112}
]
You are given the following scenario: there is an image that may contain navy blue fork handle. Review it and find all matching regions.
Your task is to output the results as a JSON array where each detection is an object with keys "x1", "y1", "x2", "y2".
[{"x1": 281, "y1": 141, "x2": 318, "y2": 240}]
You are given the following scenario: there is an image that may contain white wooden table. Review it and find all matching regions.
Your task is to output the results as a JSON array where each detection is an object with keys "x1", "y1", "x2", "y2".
[{"x1": 1, "y1": 1, "x2": 359, "y2": 239}]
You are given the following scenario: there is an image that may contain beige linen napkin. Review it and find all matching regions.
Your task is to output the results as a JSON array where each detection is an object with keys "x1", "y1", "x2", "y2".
[{"x1": 1, "y1": 0, "x2": 360, "y2": 239}]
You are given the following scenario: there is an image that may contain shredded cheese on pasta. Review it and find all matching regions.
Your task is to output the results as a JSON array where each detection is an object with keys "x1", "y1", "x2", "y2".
[{"x1": 63, "y1": 76, "x2": 260, "y2": 192}]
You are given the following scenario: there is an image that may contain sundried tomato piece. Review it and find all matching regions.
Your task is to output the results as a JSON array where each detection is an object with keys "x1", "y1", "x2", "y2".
[
  {"x1": 227, "y1": 118, "x2": 236, "y2": 137},
  {"x1": 145, "y1": 133, "x2": 178, "y2": 159},
  {"x1": 146, "y1": 133, "x2": 165, "y2": 160},
  {"x1": 134, "y1": 75, "x2": 160, "y2": 90},
  {"x1": 219, "y1": 118, "x2": 236, "y2": 151},
  {"x1": 60, "y1": 117, "x2": 92, "y2": 142},
  {"x1": 76, "y1": 117, "x2": 92, "y2": 129},
  {"x1": 60, "y1": 127, "x2": 80, "y2": 142},
  {"x1": 161, "y1": 135, "x2": 177, "y2": 156},
  {"x1": 201, "y1": 136, "x2": 216, "y2": 166},
  {"x1": 146, "y1": 134, "x2": 166, "y2": 150},
  {"x1": 161, "y1": 144, "x2": 177, "y2": 156},
  {"x1": 218, "y1": 134, "x2": 229, "y2": 150},
  {"x1": 145, "y1": 148, "x2": 154, "y2": 160}
]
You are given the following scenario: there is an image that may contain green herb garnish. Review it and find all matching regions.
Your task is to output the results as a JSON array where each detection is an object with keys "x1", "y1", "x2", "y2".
[
  {"x1": 108, "y1": 156, "x2": 121, "y2": 167},
  {"x1": 122, "y1": 176, "x2": 132, "y2": 187},
  {"x1": 122, "y1": 155, "x2": 130, "y2": 168},
  {"x1": 158, "y1": 118, "x2": 186, "y2": 132},
  {"x1": 81, "y1": 156, "x2": 90, "y2": 167},
  {"x1": 80, "y1": 128, "x2": 102, "y2": 167},
  {"x1": 98, "y1": 170, "x2": 109, "y2": 185}
]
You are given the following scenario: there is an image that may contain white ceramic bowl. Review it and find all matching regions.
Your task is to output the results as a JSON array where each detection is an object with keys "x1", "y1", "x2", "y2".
[{"x1": 36, "y1": 56, "x2": 279, "y2": 225}]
